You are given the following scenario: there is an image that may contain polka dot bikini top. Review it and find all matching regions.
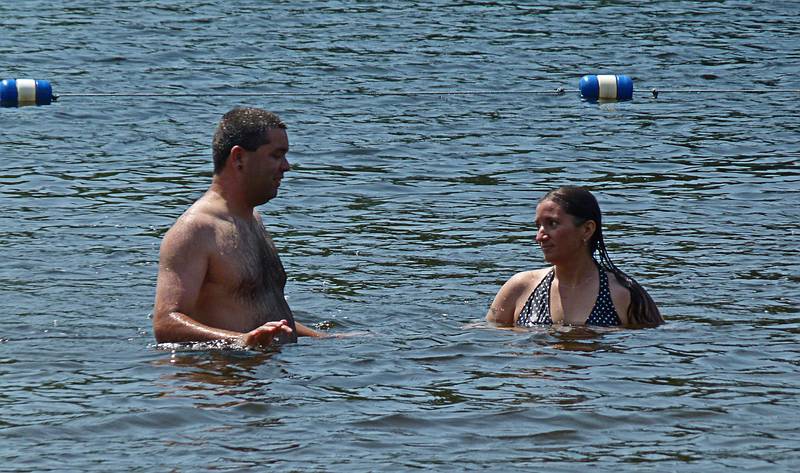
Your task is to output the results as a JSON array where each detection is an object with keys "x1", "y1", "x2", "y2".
[{"x1": 516, "y1": 264, "x2": 622, "y2": 327}]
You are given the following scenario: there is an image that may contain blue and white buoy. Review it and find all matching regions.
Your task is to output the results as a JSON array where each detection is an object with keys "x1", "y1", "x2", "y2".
[
  {"x1": 1, "y1": 79, "x2": 53, "y2": 107},
  {"x1": 579, "y1": 75, "x2": 633, "y2": 101}
]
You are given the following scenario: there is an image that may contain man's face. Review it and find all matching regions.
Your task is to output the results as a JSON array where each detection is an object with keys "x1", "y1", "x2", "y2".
[{"x1": 242, "y1": 128, "x2": 290, "y2": 206}]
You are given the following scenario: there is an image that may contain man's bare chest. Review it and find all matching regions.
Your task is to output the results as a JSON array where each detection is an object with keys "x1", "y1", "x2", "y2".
[{"x1": 207, "y1": 221, "x2": 287, "y2": 296}]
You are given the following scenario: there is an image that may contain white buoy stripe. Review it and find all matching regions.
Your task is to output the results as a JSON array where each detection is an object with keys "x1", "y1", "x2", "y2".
[
  {"x1": 16, "y1": 79, "x2": 38, "y2": 106},
  {"x1": 597, "y1": 75, "x2": 618, "y2": 99}
]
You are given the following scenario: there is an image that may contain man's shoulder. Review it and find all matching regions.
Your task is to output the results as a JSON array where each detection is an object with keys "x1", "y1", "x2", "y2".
[
  {"x1": 162, "y1": 199, "x2": 228, "y2": 248},
  {"x1": 171, "y1": 207, "x2": 220, "y2": 234}
]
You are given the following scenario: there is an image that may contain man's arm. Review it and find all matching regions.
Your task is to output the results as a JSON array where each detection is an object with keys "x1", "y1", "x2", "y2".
[
  {"x1": 156, "y1": 310, "x2": 293, "y2": 347},
  {"x1": 153, "y1": 220, "x2": 216, "y2": 343},
  {"x1": 294, "y1": 321, "x2": 324, "y2": 337}
]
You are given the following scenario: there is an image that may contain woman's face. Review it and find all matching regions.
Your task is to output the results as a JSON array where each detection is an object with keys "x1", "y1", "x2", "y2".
[{"x1": 534, "y1": 199, "x2": 594, "y2": 264}]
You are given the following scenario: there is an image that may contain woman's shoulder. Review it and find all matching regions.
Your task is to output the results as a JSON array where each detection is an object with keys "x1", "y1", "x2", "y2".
[
  {"x1": 605, "y1": 271, "x2": 632, "y2": 323},
  {"x1": 488, "y1": 267, "x2": 552, "y2": 325},
  {"x1": 605, "y1": 271, "x2": 631, "y2": 295},
  {"x1": 502, "y1": 267, "x2": 552, "y2": 294}
]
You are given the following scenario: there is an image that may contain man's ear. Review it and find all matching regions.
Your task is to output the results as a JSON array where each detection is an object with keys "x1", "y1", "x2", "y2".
[{"x1": 229, "y1": 145, "x2": 245, "y2": 171}]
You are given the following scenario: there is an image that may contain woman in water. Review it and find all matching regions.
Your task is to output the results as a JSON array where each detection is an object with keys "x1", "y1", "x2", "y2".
[{"x1": 486, "y1": 186, "x2": 663, "y2": 328}]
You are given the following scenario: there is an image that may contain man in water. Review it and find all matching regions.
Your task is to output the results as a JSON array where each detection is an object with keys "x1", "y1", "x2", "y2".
[{"x1": 153, "y1": 107, "x2": 320, "y2": 347}]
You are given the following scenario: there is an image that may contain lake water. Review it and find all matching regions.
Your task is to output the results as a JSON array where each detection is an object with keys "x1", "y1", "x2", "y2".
[{"x1": 2, "y1": 1, "x2": 799, "y2": 471}]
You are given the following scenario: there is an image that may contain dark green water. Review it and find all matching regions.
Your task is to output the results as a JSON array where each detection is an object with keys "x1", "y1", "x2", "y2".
[{"x1": 2, "y1": 1, "x2": 799, "y2": 471}]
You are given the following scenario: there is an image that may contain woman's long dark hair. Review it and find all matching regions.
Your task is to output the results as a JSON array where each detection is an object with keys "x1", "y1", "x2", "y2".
[{"x1": 541, "y1": 186, "x2": 663, "y2": 327}]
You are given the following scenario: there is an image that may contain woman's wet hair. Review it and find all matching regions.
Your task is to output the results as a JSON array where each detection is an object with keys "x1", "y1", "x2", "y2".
[
  {"x1": 540, "y1": 186, "x2": 663, "y2": 327},
  {"x1": 212, "y1": 107, "x2": 286, "y2": 174}
]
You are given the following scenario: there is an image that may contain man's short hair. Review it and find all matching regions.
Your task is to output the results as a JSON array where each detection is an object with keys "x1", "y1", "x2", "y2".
[{"x1": 212, "y1": 107, "x2": 287, "y2": 174}]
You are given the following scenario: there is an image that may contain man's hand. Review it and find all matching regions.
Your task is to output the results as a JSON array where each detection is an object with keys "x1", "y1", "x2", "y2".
[{"x1": 239, "y1": 319, "x2": 294, "y2": 348}]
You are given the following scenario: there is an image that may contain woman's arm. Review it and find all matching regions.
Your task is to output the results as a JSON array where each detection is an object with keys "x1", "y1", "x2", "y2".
[{"x1": 486, "y1": 271, "x2": 539, "y2": 326}]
